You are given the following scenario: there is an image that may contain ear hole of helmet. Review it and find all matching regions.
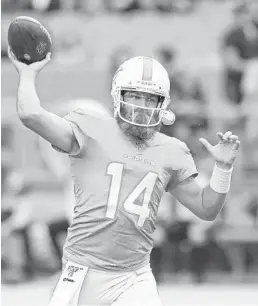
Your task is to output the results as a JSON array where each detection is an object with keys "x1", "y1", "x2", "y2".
[
  {"x1": 157, "y1": 96, "x2": 165, "y2": 108},
  {"x1": 121, "y1": 90, "x2": 126, "y2": 100}
]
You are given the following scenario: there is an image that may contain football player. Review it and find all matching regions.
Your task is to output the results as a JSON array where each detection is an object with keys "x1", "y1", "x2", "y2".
[{"x1": 9, "y1": 49, "x2": 240, "y2": 306}]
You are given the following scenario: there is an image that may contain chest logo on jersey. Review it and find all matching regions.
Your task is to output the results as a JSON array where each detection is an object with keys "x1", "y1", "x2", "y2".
[{"x1": 123, "y1": 153, "x2": 156, "y2": 166}]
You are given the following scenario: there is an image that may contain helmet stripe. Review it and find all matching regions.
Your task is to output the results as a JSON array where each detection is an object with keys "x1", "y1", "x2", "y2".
[{"x1": 142, "y1": 57, "x2": 153, "y2": 81}]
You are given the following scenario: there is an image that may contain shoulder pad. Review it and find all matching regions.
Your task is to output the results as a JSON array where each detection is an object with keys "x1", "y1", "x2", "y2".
[
  {"x1": 165, "y1": 136, "x2": 191, "y2": 155},
  {"x1": 71, "y1": 105, "x2": 111, "y2": 119}
]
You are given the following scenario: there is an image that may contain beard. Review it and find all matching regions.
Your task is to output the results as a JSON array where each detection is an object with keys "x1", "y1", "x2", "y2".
[{"x1": 116, "y1": 107, "x2": 161, "y2": 142}]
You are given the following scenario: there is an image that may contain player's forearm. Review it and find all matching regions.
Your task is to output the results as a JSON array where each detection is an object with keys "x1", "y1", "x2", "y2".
[
  {"x1": 201, "y1": 164, "x2": 233, "y2": 220},
  {"x1": 200, "y1": 185, "x2": 227, "y2": 221},
  {"x1": 17, "y1": 72, "x2": 42, "y2": 119}
]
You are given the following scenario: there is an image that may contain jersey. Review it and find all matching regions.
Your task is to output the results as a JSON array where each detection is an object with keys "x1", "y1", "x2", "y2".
[{"x1": 55, "y1": 106, "x2": 198, "y2": 272}]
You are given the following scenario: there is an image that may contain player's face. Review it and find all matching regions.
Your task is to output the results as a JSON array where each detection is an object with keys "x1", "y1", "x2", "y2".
[
  {"x1": 122, "y1": 91, "x2": 160, "y2": 125},
  {"x1": 123, "y1": 91, "x2": 159, "y2": 107},
  {"x1": 116, "y1": 91, "x2": 161, "y2": 141}
]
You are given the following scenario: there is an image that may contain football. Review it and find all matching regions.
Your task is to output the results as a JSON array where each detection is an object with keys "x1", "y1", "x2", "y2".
[{"x1": 8, "y1": 16, "x2": 52, "y2": 65}]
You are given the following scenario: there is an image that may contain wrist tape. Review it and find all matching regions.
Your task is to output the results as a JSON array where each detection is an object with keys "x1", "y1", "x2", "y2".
[{"x1": 210, "y1": 164, "x2": 233, "y2": 194}]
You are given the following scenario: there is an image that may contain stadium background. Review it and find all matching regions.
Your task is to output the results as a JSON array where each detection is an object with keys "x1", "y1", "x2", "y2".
[{"x1": 1, "y1": 0, "x2": 258, "y2": 305}]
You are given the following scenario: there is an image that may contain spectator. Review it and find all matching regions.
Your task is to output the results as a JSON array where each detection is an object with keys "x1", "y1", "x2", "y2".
[
  {"x1": 246, "y1": 194, "x2": 258, "y2": 227},
  {"x1": 242, "y1": 0, "x2": 258, "y2": 142},
  {"x1": 37, "y1": 137, "x2": 72, "y2": 268},
  {"x1": 220, "y1": 1, "x2": 258, "y2": 107},
  {"x1": 1, "y1": 174, "x2": 39, "y2": 283},
  {"x1": 220, "y1": 1, "x2": 258, "y2": 171}
]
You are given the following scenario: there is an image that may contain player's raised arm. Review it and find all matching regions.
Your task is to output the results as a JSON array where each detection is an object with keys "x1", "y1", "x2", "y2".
[
  {"x1": 167, "y1": 132, "x2": 240, "y2": 221},
  {"x1": 9, "y1": 48, "x2": 78, "y2": 154}
]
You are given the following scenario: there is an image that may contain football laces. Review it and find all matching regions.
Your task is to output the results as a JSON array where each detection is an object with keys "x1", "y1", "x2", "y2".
[{"x1": 15, "y1": 16, "x2": 52, "y2": 44}]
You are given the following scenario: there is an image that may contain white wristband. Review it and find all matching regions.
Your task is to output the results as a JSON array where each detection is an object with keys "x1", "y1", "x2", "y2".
[{"x1": 210, "y1": 164, "x2": 233, "y2": 194}]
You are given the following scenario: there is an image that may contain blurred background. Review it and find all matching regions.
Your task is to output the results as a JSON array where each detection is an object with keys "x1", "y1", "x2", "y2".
[{"x1": 1, "y1": 0, "x2": 258, "y2": 305}]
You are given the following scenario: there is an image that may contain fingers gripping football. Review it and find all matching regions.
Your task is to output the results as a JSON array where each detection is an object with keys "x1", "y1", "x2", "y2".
[{"x1": 8, "y1": 45, "x2": 51, "y2": 74}]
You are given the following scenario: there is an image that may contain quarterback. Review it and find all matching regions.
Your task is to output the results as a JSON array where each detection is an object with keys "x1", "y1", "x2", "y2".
[{"x1": 9, "y1": 49, "x2": 240, "y2": 305}]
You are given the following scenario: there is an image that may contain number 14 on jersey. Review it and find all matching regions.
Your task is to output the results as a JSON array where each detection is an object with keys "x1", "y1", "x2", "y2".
[{"x1": 105, "y1": 162, "x2": 158, "y2": 227}]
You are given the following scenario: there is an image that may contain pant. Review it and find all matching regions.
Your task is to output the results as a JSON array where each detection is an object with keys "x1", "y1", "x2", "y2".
[{"x1": 49, "y1": 260, "x2": 162, "y2": 306}]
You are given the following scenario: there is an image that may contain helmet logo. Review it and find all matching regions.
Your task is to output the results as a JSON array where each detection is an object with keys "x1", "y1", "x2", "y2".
[{"x1": 137, "y1": 80, "x2": 156, "y2": 86}]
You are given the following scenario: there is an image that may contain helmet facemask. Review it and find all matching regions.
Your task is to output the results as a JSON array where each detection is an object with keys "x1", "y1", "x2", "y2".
[{"x1": 112, "y1": 89, "x2": 170, "y2": 128}]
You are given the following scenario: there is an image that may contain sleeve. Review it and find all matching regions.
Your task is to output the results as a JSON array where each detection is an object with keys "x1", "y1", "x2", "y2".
[
  {"x1": 51, "y1": 109, "x2": 89, "y2": 157},
  {"x1": 52, "y1": 106, "x2": 111, "y2": 157},
  {"x1": 166, "y1": 142, "x2": 198, "y2": 192}
]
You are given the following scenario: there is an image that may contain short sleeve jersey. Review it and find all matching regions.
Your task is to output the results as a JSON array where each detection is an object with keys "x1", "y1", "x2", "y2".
[{"x1": 57, "y1": 108, "x2": 198, "y2": 271}]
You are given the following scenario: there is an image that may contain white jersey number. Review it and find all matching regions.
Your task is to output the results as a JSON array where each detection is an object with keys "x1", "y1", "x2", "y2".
[{"x1": 106, "y1": 162, "x2": 158, "y2": 227}]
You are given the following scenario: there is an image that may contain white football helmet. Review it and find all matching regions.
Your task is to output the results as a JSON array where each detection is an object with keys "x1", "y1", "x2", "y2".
[{"x1": 111, "y1": 56, "x2": 174, "y2": 127}]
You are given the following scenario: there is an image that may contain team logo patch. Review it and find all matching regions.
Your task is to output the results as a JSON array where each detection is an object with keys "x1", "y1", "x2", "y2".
[
  {"x1": 63, "y1": 265, "x2": 81, "y2": 282},
  {"x1": 67, "y1": 265, "x2": 79, "y2": 277}
]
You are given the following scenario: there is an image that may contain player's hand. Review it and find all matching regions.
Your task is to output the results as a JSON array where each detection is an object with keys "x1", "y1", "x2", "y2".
[
  {"x1": 8, "y1": 46, "x2": 51, "y2": 76},
  {"x1": 199, "y1": 131, "x2": 240, "y2": 170}
]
